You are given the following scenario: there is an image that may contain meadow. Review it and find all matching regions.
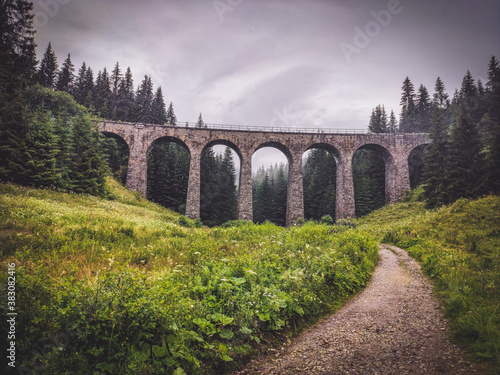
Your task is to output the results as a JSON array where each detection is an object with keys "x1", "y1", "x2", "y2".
[{"x1": 0, "y1": 179, "x2": 377, "y2": 374}]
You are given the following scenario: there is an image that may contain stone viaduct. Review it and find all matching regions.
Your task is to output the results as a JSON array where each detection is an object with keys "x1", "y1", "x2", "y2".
[{"x1": 99, "y1": 121, "x2": 430, "y2": 226}]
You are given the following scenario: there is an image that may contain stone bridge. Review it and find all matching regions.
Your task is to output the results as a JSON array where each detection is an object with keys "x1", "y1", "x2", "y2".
[{"x1": 99, "y1": 121, "x2": 430, "y2": 225}]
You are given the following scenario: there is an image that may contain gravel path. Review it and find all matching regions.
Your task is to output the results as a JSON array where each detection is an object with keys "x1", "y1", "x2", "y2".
[{"x1": 233, "y1": 244, "x2": 487, "y2": 375}]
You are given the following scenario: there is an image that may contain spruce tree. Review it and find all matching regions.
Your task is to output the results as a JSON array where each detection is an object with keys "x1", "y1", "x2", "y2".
[
  {"x1": 69, "y1": 112, "x2": 108, "y2": 196},
  {"x1": 368, "y1": 105, "x2": 388, "y2": 133},
  {"x1": 151, "y1": 87, "x2": 167, "y2": 125},
  {"x1": 110, "y1": 62, "x2": 121, "y2": 119},
  {"x1": 94, "y1": 68, "x2": 112, "y2": 118},
  {"x1": 422, "y1": 106, "x2": 449, "y2": 207},
  {"x1": 432, "y1": 77, "x2": 449, "y2": 109},
  {"x1": 135, "y1": 75, "x2": 154, "y2": 123},
  {"x1": 399, "y1": 76, "x2": 416, "y2": 132},
  {"x1": 0, "y1": 0, "x2": 37, "y2": 182},
  {"x1": 218, "y1": 147, "x2": 238, "y2": 223},
  {"x1": 37, "y1": 42, "x2": 58, "y2": 88},
  {"x1": 196, "y1": 113, "x2": 205, "y2": 128},
  {"x1": 446, "y1": 99, "x2": 484, "y2": 201},
  {"x1": 56, "y1": 53, "x2": 75, "y2": 93},
  {"x1": 415, "y1": 84, "x2": 432, "y2": 132},
  {"x1": 116, "y1": 66, "x2": 135, "y2": 121},
  {"x1": 166, "y1": 101, "x2": 177, "y2": 125},
  {"x1": 388, "y1": 110, "x2": 398, "y2": 133}
]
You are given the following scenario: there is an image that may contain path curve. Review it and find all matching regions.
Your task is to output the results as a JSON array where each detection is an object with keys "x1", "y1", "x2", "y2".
[{"x1": 233, "y1": 244, "x2": 485, "y2": 374}]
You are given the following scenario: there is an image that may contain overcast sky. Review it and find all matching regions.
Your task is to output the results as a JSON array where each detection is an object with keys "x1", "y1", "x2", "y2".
[{"x1": 32, "y1": 0, "x2": 500, "y2": 167}]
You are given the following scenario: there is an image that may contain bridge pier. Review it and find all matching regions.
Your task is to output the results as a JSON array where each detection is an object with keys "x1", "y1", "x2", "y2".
[
  {"x1": 238, "y1": 153, "x2": 253, "y2": 221},
  {"x1": 185, "y1": 150, "x2": 201, "y2": 219},
  {"x1": 125, "y1": 133, "x2": 148, "y2": 197},
  {"x1": 335, "y1": 151, "x2": 356, "y2": 221},
  {"x1": 286, "y1": 153, "x2": 304, "y2": 226}
]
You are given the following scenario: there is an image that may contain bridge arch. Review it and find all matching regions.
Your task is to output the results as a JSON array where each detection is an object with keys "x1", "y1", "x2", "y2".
[
  {"x1": 302, "y1": 143, "x2": 340, "y2": 221},
  {"x1": 101, "y1": 131, "x2": 130, "y2": 185},
  {"x1": 98, "y1": 121, "x2": 431, "y2": 224},
  {"x1": 408, "y1": 144, "x2": 429, "y2": 189}
]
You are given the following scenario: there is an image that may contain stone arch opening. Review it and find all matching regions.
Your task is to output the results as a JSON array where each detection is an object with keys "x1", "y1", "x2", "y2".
[
  {"x1": 147, "y1": 136, "x2": 191, "y2": 215},
  {"x1": 101, "y1": 132, "x2": 130, "y2": 185},
  {"x1": 200, "y1": 140, "x2": 242, "y2": 227},
  {"x1": 302, "y1": 144, "x2": 339, "y2": 221},
  {"x1": 409, "y1": 144, "x2": 428, "y2": 189},
  {"x1": 252, "y1": 142, "x2": 291, "y2": 226},
  {"x1": 352, "y1": 144, "x2": 392, "y2": 217}
]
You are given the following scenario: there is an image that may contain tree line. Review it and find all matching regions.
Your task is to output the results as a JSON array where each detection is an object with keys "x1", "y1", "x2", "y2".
[
  {"x1": 368, "y1": 56, "x2": 500, "y2": 207},
  {"x1": 0, "y1": 1, "x2": 109, "y2": 196}
]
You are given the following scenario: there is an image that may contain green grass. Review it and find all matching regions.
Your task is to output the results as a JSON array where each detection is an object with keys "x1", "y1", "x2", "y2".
[
  {"x1": 357, "y1": 195, "x2": 500, "y2": 370},
  {"x1": 0, "y1": 179, "x2": 378, "y2": 374}
]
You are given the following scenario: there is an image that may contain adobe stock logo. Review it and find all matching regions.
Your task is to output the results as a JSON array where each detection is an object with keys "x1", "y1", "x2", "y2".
[
  {"x1": 33, "y1": 0, "x2": 73, "y2": 28},
  {"x1": 340, "y1": 0, "x2": 406, "y2": 63}
]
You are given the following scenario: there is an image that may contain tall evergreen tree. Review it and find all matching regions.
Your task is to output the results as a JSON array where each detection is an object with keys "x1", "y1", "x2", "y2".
[
  {"x1": 368, "y1": 104, "x2": 388, "y2": 133},
  {"x1": 116, "y1": 66, "x2": 135, "y2": 121},
  {"x1": 37, "y1": 42, "x2": 58, "y2": 88},
  {"x1": 415, "y1": 84, "x2": 432, "y2": 132},
  {"x1": 388, "y1": 110, "x2": 398, "y2": 133},
  {"x1": 151, "y1": 86, "x2": 167, "y2": 125},
  {"x1": 399, "y1": 76, "x2": 417, "y2": 132},
  {"x1": 218, "y1": 147, "x2": 238, "y2": 223},
  {"x1": 0, "y1": 0, "x2": 37, "y2": 182},
  {"x1": 446, "y1": 99, "x2": 484, "y2": 201},
  {"x1": 75, "y1": 62, "x2": 95, "y2": 109},
  {"x1": 166, "y1": 101, "x2": 177, "y2": 125},
  {"x1": 56, "y1": 53, "x2": 75, "y2": 93},
  {"x1": 135, "y1": 75, "x2": 154, "y2": 123},
  {"x1": 422, "y1": 106, "x2": 449, "y2": 207},
  {"x1": 482, "y1": 56, "x2": 500, "y2": 193},
  {"x1": 432, "y1": 77, "x2": 450, "y2": 109},
  {"x1": 196, "y1": 113, "x2": 205, "y2": 128},
  {"x1": 94, "y1": 68, "x2": 112, "y2": 118},
  {"x1": 110, "y1": 62, "x2": 122, "y2": 119}
]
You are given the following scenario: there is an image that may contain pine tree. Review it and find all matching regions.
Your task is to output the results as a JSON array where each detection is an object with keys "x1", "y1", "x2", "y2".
[
  {"x1": 166, "y1": 101, "x2": 177, "y2": 125},
  {"x1": 399, "y1": 76, "x2": 417, "y2": 132},
  {"x1": 196, "y1": 113, "x2": 205, "y2": 128},
  {"x1": 200, "y1": 146, "x2": 220, "y2": 226},
  {"x1": 56, "y1": 53, "x2": 75, "y2": 93},
  {"x1": 0, "y1": 0, "x2": 37, "y2": 182},
  {"x1": 446, "y1": 99, "x2": 484, "y2": 201},
  {"x1": 368, "y1": 105, "x2": 388, "y2": 133},
  {"x1": 218, "y1": 147, "x2": 238, "y2": 223},
  {"x1": 116, "y1": 66, "x2": 135, "y2": 121},
  {"x1": 37, "y1": 42, "x2": 58, "y2": 88},
  {"x1": 422, "y1": 106, "x2": 449, "y2": 207},
  {"x1": 135, "y1": 75, "x2": 154, "y2": 123},
  {"x1": 415, "y1": 84, "x2": 432, "y2": 132},
  {"x1": 151, "y1": 87, "x2": 167, "y2": 125},
  {"x1": 388, "y1": 110, "x2": 398, "y2": 133},
  {"x1": 75, "y1": 62, "x2": 95, "y2": 109},
  {"x1": 23, "y1": 110, "x2": 59, "y2": 188},
  {"x1": 482, "y1": 56, "x2": 500, "y2": 193},
  {"x1": 432, "y1": 77, "x2": 450, "y2": 109},
  {"x1": 110, "y1": 62, "x2": 122, "y2": 120},
  {"x1": 69, "y1": 112, "x2": 108, "y2": 196},
  {"x1": 94, "y1": 68, "x2": 112, "y2": 118}
]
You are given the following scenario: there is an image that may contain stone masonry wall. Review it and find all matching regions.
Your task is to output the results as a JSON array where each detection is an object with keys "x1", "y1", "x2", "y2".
[{"x1": 100, "y1": 122, "x2": 430, "y2": 225}]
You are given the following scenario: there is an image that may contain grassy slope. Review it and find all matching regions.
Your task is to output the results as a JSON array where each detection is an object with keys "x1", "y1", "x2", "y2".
[
  {"x1": 357, "y1": 195, "x2": 500, "y2": 369},
  {"x1": 0, "y1": 179, "x2": 378, "y2": 374}
]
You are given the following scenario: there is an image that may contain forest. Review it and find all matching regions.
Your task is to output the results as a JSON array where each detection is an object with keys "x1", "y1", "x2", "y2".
[{"x1": 1, "y1": 0, "x2": 499, "y2": 226}]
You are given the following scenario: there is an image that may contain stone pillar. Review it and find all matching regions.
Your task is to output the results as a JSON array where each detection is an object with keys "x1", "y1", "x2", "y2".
[
  {"x1": 286, "y1": 153, "x2": 304, "y2": 226},
  {"x1": 336, "y1": 151, "x2": 356, "y2": 221},
  {"x1": 238, "y1": 152, "x2": 253, "y2": 221},
  {"x1": 387, "y1": 153, "x2": 410, "y2": 204},
  {"x1": 125, "y1": 130, "x2": 148, "y2": 197},
  {"x1": 185, "y1": 150, "x2": 201, "y2": 219}
]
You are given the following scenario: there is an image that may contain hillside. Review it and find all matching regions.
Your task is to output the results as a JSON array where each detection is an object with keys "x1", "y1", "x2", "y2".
[
  {"x1": 357, "y1": 194, "x2": 500, "y2": 369},
  {"x1": 0, "y1": 179, "x2": 377, "y2": 374}
]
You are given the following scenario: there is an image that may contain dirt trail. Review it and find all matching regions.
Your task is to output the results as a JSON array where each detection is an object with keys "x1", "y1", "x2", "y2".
[{"x1": 233, "y1": 244, "x2": 487, "y2": 374}]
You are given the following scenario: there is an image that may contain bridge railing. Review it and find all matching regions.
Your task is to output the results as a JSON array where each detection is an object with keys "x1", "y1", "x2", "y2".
[
  {"x1": 100, "y1": 120, "x2": 370, "y2": 134},
  {"x1": 100, "y1": 120, "x2": 430, "y2": 136}
]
